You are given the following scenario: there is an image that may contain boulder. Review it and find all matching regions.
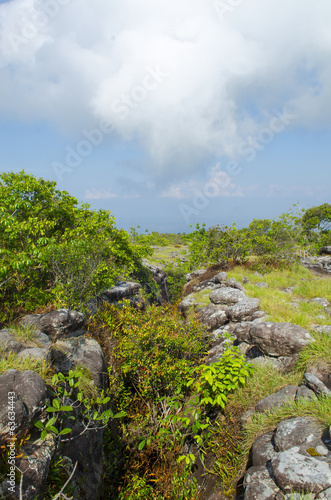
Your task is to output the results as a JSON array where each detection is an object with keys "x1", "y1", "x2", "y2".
[
  {"x1": 295, "y1": 385, "x2": 317, "y2": 401},
  {"x1": 0, "y1": 329, "x2": 22, "y2": 353},
  {"x1": 251, "y1": 432, "x2": 278, "y2": 466},
  {"x1": 102, "y1": 281, "x2": 141, "y2": 302},
  {"x1": 198, "y1": 304, "x2": 228, "y2": 331},
  {"x1": 52, "y1": 337, "x2": 108, "y2": 390},
  {"x1": 226, "y1": 299, "x2": 260, "y2": 322},
  {"x1": 0, "y1": 370, "x2": 47, "y2": 443},
  {"x1": 255, "y1": 386, "x2": 298, "y2": 413},
  {"x1": 185, "y1": 269, "x2": 206, "y2": 282},
  {"x1": 248, "y1": 322, "x2": 314, "y2": 357},
  {"x1": 271, "y1": 447, "x2": 331, "y2": 494},
  {"x1": 255, "y1": 282, "x2": 269, "y2": 288},
  {"x1": 273, "y1": 417, "x2": 323, "y2": 452},
  {"x1": 17, "y1": 347, "x2": 51, "y2": 363},
  {"x1": 320, "y1": 246, "x2": 331, "y2": 255},
  {"x1": 20, "y1": 309, "x2": 86, "y2": 340},
  {"x1": 213, "y1": 272, "x2": 228, "y2": 284},
  {"x1": 178, "y1": 295, "x2": 198, "y2": 315},
  {"x1": 224, "y1": 278, "x2": 245, "y2": 291},
  {"x1": 309, "y1": 298, "x2": 331, "y2": 308},
  {"x1": 243, "y1": 465, "x2": 280, "y2": 499},
  {"x1": 304, "y1": 372, "x2": 331, "y2": 397},
  {"x1": 209, "y1": 287, "x2": 246, "y2": 305}
]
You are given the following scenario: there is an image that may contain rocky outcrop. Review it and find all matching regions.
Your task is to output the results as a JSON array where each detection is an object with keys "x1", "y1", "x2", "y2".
[
  {"x1": 244, "y1": 417, "x2": 331, "y2": 498},
  {"x1": 320, "y1": 246, "x2": 331, "y2": 255},
  {"x1": 20, "y1": 309, "x2": 85, "y2": 340},
  {"x1": 301, "y1": 256, "x2": 331, "y2": 276}
]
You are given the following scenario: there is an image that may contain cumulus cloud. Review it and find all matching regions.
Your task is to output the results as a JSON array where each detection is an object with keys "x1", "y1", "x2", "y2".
[{"x1": 1, "y1": 0, "x2": 331, "y2": 175}]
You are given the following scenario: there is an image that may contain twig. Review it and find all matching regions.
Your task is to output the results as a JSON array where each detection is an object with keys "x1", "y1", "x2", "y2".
[{"x1": 51, "y1": 461, "x2": 78, "y2": 500}]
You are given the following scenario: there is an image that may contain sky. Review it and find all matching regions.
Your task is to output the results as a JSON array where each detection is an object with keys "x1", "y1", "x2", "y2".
[{"x1": 0, "y1": 0, "x2": 330, "y2": 232}]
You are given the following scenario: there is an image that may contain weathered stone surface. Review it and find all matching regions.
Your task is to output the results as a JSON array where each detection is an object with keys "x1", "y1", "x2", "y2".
[
  {"x1": 302, "y1": 256, "x2": 331, "y2": 276},
  {"x1": 224, "y1": 278, "x2": 245, "y2": 291},
  {"x1": 21, "y1": 309, "x2": 86, "y2": 340},
  {"x1": 206, "y1": 338, "x2": 233, "y2": 364},
  {"x1": 52, "y1": 337, "x2": 108, "y2": 390},
  {"x1": 17, "y1": 433, "x2": 56, "y2": 500},
  {"x1": 234, "y1": 322, "x2": 254, "y2": 342},
  {"x1": 198, "y1": 304, "x2": 228, "y2": 331},
  {"x1": 252, "y1": 432, "x2": 278, "y2": 466},
  {"x1": 320, "y1": 246, "x2": 331, "y2": 255},
  {"x1": 272, "y1": 447, "x2": 331, "y2": 494},
  {"x1": 295, "y1": 385, "x2": 317, "y2": 401},
  {"x1": 316, "y1": 487, "x2": 331, "y2": 499},
  {"x1": 312, "y1": 325, "x2": 331, "y2": 334},
  {"x1": 0, "y1": 370, "x2": 47, "y2": 443},
  {"x1": 226, "y1": 299, "x2": 260, "y2": 322},
  {"x1": 209, "y1": 287, "x2": 246, "y2": 305},
  {"x1": 193, "y1": 280, "x2": 221, "y2": 292},
  {"x1": 249, "y1": 322, "x2": 314, "y2": 357},
  {"x1": 143, "y1": 261, "x2": 169, "y2": 303},
  {"x1": 255, "y1": 282, "x2": 269, "y2": 288},
  {"x1": 305, "y1": 372, "x2": 331, "y2": 397},
  {"x1": 213, "y1": 272, "x2": 228, "y2": 283},
  {"x1": 309, "y1": 297, "x2": 331, "y2": 308},
  {"x1": 186, "y1": 269, "x2": 206, "y2": 282},
  {"x1": 243, "y1": 465, "x2": 280, "y2": 499},
  {"x1": 0, "y1": 329, "x2": 22, "y2": 353},
  {"x1": 178, "y1": 295, "x2": 198, "y2": 314},
  {"x1": 274, "y1": 418, "x2": 323, "y2": 452},
  {"x1": 17, "y1": 347, "x2": 51, "y2": 363},
  {"x1": 255, "y1": 386, "x2": 298, "y2": 414},
  {"x1": 102, "y1": 281, "x2": 141, "y2": 302}
]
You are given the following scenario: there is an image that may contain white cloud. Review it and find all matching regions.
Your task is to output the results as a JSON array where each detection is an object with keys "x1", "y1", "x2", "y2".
[
  {"x1": 85, "y1": 188, "x2": 118, "y2": 200},
  {"x1": 1, "y1": 0, "x2": 331, "y2": 174}
]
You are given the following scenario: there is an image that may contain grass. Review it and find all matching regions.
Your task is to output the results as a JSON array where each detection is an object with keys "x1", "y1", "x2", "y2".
[
  {"x1": 9, "y1": 323, "x2": 39, "y2": 343},
  {"x1": 0, "y1": 350, "x2": 52, "y2": 380},
  {"x1": 227, "y1": 265, "x2": 331, "y2": 329},
  {"x1": 295, "y1": 331, "x2": 331, "y2": 372},
  {"x1": 149, "y1": 245, "x2": 188, "y2": 266}
]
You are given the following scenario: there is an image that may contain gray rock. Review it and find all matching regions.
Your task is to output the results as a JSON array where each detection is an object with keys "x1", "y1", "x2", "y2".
[
  {"x1": 206, "y1": 338, "x2": 233, "y2": 364},
  {"x1": 274, "y1": 418, "x2": 323, "y2": 452},
  {"x1": 312, "y1": 325, "x2": 331, "y2": 334},
  {"x1": 209, "y1": 287, "x2": 246, "y2": 305},
  {"x1": 102, "y1": 281, "x2": 141, "y2": 301},
  {"x1": 284, "y1": 494, "x2": 315, "y2": 500},
  {"x1": 255, "y1": 386, "x2": 298, "y2": 413},
  {"x1": 178, "y1": 295, "x2": 198, "y2": 314},
  {"x1": 295, "y1": 385, "x2": 317, "y2": 401},
  {"x1": 243, "y1": 465, "x2": 280, "y2": 499},
  {"x1": 249, "y1": 322, "x2": 314, "y2": 357},
  {"x1": 224, "y1": 278, "x2": 245, "y2": 291},
  {"x1": 52, "y1": 336, "x2": 108, "y2": 390},
  {"x1": 17, "y1": 433, "x2": 56, "y2": 500},
  {"x1": 0, "y1": 329, "x2": 22, "y2": 353},
  {"x1": 185, "y1": 269, "x2": 206, "y2": 282},
  {"x1": 284, "y1": 287, "x2": 295, "y2": 294},
  {"x1": 305, "y1": 372, "x2": 331, "y2": 397},
  {"x1": 17, "y1": 347, "x2": 51, "y2": 363},
  {"x1": 0, "y1": 370, "x2": 47, "y2": 443},
  {"x1": 243, "y1": 276, "x2": 250, "y2": 284},
  {"x1": 252, "y1": 432, "x2": 278, "y2": 466},
  {"x1": 272, "y1": 446, "x2": 331, "y2": 494},
  {"x1": 192, "y1": 280, "x2": 221, "y2": 292},
  {"x1": 309, "y1": 298, "x2": 331, "y2": 308},
  {"x1": 234, "y1": 322, "x2": 254, "y2": 342},
  {"x1": 316, "y1": 487, "x2": 331, "y2": 499},
  {"x1": 226, "y1": 299, "x2": 260, "y2": 322},
  {"x1": 213, "y1": 272, "x2": 228, "y2": 283},
  {"x1": 198, "y1": 304, "x2": 228, "y2": 331},
  {"x1": 21, "y1": 309, "x2": 86, "y2": 340},
  {"x1": 241, "y1": 409, "x2": 255, "y2": 426},
  {"x1": 255, "y1": 282, "x2": 269, "y2": 288},
  {"x1": 320, "y1": 246, "x2": 331, "y2": 255}
]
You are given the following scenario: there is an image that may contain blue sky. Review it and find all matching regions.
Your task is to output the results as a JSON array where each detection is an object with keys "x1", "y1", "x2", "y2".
[{"x1": 0, "y1": 0, "x2": 330, "y2": 232}]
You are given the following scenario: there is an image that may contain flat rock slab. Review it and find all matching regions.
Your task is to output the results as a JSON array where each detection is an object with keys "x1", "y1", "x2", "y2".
[
  {"x1": 274, "y1": 417, "x2": 323, "y2": 452},
  {"x1": 209, "y1": 287, "x2": 246, "y2": 305},
  {"x1": 226, "y1": 298, "x2": 260, "y2": 322},
  {"x1": 272, "y1": 446, "x2": 331, "y2": 494},
  {"x1": 255, "y1": 385, "x2": 298, "y2": 414},
  {"x1": 249, "y1": 322, "x2": 314, "y2": 357}
]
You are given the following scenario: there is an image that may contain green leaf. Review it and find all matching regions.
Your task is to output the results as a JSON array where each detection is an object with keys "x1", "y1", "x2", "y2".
[
  {"x1": 60, "y1": 405, "x2": 73, "y2": 412},
  {"x1": 52, "y1": 399, "x2": 61, "y2": 410},
  {"x1": 41, "y1": 430, "x2": 48, "y2": 440},
  {"x1": 34, "y1": 420, "x2": 44, "y2": 430},
  {"x1": 138, "y1": 440, "x2": 145, "y2": 451},
  {"x1": 59, "y1": 428, "x2": 72, "y2": 436}
]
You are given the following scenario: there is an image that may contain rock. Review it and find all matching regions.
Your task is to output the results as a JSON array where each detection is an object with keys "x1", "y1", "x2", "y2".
[
  {"x1": 284, "y1": 287, "x2": 295, "y2": 294},
  {"x1": 142, "y1": 261, "x2": 169, "y2": 303},
  {"x1": 198, "y1": 304, "x2": 228, "y2": 331},
  {"x1": 102, "y1": 281, "x2": 141, "y2": 302},
  {"x1": 243, "y1": 276, "x2": 250, "y2": 284},
  {"x1": 178, "y1": 295, "x2": 198, "y2": 315},
  {"x1": 320, "y1": 246, "x2": 331, "y2": 255},
  {"x1": 206, "y1": 338, "x2": 233, "y2": 364},
  {"x1": 17, "y1": 347, "x2": 51, "y2": 363},
  {"x1": 209, "y1": 287, "x2": 246, "y2": 305},
  {"x1": 316, "y1": 487, "x2": 331, "y2": 499},
  {"x1": 252, "y1": 432, "x2": 278, "y2": 466},
  {"x1": 226, "y1": 299, "x2": 260, "y2": 322},
  {"x1": 17, "y1": 433, "x2": 56, "y2": 500},
  {"x1": 213, "y1": 272, "x2": 228, "y2": 283},
  {"x1": 309, "y1": 298, "x2": 331, "y2": 308},
  {"x1": 312, "y1": 325, "x2": 331, "y2": 334},
  {"x1": 295, "y1": 385, "x2": 317, "y2": 401},
  {"x1": 21, "y1": 309, "x2": 86, "y2": 340},
  {"x1": 0, "y1": 370, "x2": 47, "y2": 443},
  {"x1": 224, "y1": 278, "x2": 245, "y2": 291},
  {"x1": 248, "y1": 322, "x2": 314, "y2": 357},
  {"x1": 241, "y1": 409, "x2": 255, "y2": 426},
  {"x1": 302, "y1": 256, "x2": 331, "y2": 276},
  {"x1": 52, "y1": 337, "x2": 108, "y2": 390},
  {"x1": 255, "y1": 386, "x2": 298, "y2": 413},
  {"x1": 273, "y1": 418, "x2": 323, "y2": 452},
  {"x1": 0, "y1": 329, "x2": 22, "y2": 353},
  {"x1": 255, "y1": 282, "x2": 269, "y2": 288},
  {"x1": 61, "y1": 421, "x2": 105, "y2": 500},
  {"x1": 304, "y1": 372, "x2": 331, "y2": 397},
  {"x1": 271, "y1": 446, "x2": 331, "y2": 494},
  {"x1": 192, "y1": 280, "x2": 221, "y2": 292},
  {"x1": 185, "y1": 269, "x2": 206, "y2": 282},
  {"x1": 243, "y1": 465, "x2": 280, "y2": 499},
  {"x1": 233, "y1": 322, "x2": 254, "y2": 342}
]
